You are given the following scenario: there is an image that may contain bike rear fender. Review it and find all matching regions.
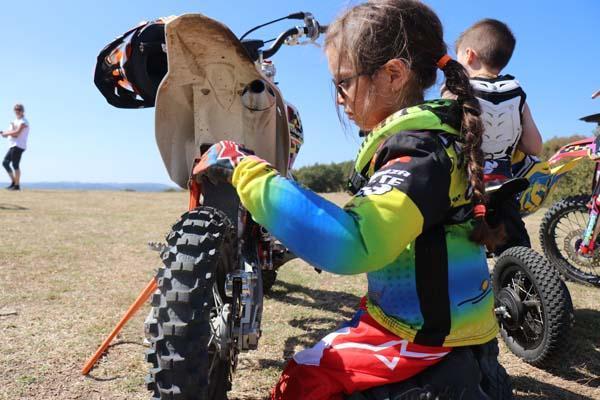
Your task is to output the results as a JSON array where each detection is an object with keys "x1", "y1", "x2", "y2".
[{"x1": 155, "y1": 14, "x2": 290, "y2": 188}]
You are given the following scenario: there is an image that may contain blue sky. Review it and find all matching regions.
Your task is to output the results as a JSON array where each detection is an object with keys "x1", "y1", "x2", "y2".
[{"x1": 1, "y1": 1, "x2": 599, "y2": 185}]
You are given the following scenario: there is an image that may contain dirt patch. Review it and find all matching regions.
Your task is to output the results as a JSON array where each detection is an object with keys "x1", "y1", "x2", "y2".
[{"x1": 0, "y1": 190, "x2": 598, "y2": 399}]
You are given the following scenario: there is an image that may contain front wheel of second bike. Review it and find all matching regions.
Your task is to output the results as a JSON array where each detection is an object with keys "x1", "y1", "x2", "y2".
[{"x1": 540, "y1": 195, "x2": 600, "y2": 286}]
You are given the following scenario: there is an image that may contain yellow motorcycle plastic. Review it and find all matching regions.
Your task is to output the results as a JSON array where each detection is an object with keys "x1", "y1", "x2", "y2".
[{"x1": 514, "y1": 137, "x2": 598, "y2": 214}]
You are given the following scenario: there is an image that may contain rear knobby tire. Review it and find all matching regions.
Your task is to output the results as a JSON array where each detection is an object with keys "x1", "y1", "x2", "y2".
[
  {"x1": 145, "y1": 207, "x2": 236, "y2": 400},
  {"x1": 493, "y1": 247, "x2": 573, "y2": 367},
  {"x1": 540, "y1": 195, "x2": 600, "y2": 286}
]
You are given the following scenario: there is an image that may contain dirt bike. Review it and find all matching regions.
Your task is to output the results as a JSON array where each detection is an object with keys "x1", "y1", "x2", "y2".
[
  {"x1": 93, "y1": 12, "x2": 322, "y2": 398},
  {"x1": 538, "y1": 111, "x2": 600, "y2": 287},
  {"x1": 91, "y1": 10, "x2": 591, "y2": 399}
]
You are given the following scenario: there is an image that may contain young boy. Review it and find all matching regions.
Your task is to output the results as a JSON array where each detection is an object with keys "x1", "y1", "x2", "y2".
[{"x1": 454, "y1": 19, "x2": 543, "y2": 252}]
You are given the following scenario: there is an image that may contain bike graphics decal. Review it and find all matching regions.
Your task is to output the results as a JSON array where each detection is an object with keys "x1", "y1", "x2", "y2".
[
  {"x1": 549, "y1": 138, "x2": 595, "y2": 164},
  {"x1": 516, "y1": 155, "x2": 583, "y2": 214}
]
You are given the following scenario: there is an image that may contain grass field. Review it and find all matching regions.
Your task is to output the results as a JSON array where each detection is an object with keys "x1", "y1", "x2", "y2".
[{"x1": 0, "y1": 190, "x2": 599, "y2": 399}]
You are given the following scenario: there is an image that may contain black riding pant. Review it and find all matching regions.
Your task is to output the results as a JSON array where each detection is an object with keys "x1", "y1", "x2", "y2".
[{"x1": 3, "y1": 146, "x2": 24, "y2": 173}]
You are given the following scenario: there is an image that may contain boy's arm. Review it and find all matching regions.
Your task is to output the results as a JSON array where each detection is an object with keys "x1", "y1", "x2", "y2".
[{"x1": 518, "y1": 102, "x2": 543, "y2": 156}]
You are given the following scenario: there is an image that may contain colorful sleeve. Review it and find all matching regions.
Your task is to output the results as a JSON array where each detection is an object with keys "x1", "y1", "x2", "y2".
[{"x1": 231, "y1": 132, "x2": 452, "y2": 275}]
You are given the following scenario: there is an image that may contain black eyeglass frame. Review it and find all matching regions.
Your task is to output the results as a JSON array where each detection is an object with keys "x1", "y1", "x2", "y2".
[{"x1": 332, "y1": 66, "x2": 382, "y2": 99}]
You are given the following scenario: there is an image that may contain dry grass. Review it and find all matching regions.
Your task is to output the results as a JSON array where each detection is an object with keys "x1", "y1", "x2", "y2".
[{"x1": 0, "y1": 190, "x2": 598, "y2": 399}]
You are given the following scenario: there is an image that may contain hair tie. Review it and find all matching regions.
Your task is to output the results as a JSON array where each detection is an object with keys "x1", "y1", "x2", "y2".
[
  {"x1": 473, "y1": 204, "x2": 487, "y2": 218},
  {"x1": 436, "y1": 54, "x2": 452, "y2": 70}
]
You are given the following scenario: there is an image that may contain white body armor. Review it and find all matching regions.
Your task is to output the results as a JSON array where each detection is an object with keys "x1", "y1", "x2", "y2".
[{"x1": 470, "y1": 75, "x2": 526, "y2": 180}]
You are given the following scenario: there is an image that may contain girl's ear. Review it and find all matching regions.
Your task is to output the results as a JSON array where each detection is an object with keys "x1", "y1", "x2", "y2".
[{"x1": 382, "y1": 59, "x2": 409, "y2": 94}]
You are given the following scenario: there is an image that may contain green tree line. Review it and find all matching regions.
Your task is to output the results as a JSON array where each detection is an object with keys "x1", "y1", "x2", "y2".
[
  {"x1": 293, "y1": 161, "x2": 354, "y2": 193},
  {"x1": 294, "y1": 135, "x2": 597, "y2": 203}
]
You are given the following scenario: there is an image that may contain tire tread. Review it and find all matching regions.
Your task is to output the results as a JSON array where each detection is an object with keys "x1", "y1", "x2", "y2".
[
  {"x1": 493, "y1": 246, "x2": 573, "y2": 367},
  {"x1": 145, "y1": 207, "x2": 234, "y2": 400}
]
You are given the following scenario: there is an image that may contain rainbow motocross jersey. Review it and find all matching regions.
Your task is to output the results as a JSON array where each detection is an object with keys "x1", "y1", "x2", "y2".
[{"x1": 232, "y1": 100, "x2": 498, "y2": 347}]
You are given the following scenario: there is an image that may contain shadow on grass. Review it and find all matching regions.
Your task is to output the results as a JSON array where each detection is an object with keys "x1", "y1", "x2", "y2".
[
  {"x1": 108, "y1": 339, "x2": 146, "y2": 349},
  {"x1": 267, "y1": 280, "x2": 361, "y2": 319},
  {"x1": 0, "y1": 203, "x2": 28, "y2": 210},
  {"x1": 258, "y1": 280, "x2": 363, "y2": 371},
  {"x1": 541, "y1": 308, "x2": 600, "y2": 387},
  {"x1": 85, "y1": 373, "x2": 122, "y2": 382},
  {"x1": 257, "y1": 316, "x2": 342, "y2": 371},
  {"x1": 84, "y1": 340, "x2": 146, "y2": 382},
  {"x1": 513, "y1": 375, "x2": 596, "y2": 399}
]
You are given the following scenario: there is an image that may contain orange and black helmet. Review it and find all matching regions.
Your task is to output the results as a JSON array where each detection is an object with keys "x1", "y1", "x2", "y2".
[{"x1": 94, "y1": 19, "x2": 168, "y2": 108}]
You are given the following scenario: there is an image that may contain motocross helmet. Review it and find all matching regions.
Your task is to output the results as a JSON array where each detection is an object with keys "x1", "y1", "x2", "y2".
[{"x1": 94, "y1": 18, "x2": 170, "y2": 108}]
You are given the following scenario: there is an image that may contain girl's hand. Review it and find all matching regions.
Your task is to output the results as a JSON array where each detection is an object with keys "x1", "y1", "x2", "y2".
[{"x1": 193, "y1": 140, "x2": 254, "y2": 183}]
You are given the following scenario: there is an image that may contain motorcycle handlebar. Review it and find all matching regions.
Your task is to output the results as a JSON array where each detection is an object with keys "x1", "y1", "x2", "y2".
[
  {"x1": 261, "y1": 19, "x2": 327, "y2": 60},
  {"x1": 262, "y1": 27, "x2": 302, "y2": 59}
]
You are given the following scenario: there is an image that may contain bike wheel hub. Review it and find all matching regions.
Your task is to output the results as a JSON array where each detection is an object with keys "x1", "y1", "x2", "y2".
[{"x1": 497, "y1": 287, "x2": 524, "y2": 330}]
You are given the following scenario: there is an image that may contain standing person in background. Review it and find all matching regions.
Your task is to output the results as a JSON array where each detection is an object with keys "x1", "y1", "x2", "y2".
[{"x1": 1, "y1": 104, "x2": 30, "y2": 191}]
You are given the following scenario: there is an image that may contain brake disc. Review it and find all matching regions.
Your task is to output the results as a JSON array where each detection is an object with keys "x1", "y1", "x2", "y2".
[{"x1": 564, "y1": 231, "x2": 600, "y2": 268}]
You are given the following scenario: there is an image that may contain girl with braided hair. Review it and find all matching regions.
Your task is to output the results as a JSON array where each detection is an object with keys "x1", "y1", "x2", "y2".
[{"x1": 195, "y1": 1, "x2": 508, "y2": 398}]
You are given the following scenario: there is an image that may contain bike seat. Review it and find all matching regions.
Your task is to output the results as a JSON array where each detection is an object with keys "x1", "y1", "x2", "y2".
[{"x1": 580, "y1": 113, "x2": 600, "y2": 125}]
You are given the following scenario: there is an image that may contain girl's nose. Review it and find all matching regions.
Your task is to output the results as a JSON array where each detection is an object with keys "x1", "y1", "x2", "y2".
[{"x1": 336, "y1": 91, "x2": 345, "y2": 106}]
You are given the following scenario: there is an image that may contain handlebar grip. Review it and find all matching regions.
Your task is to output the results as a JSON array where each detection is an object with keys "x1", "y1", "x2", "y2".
[
  {"x1": 287, "y1": 12, "x2": 306, "y2": 20},
  {"x1": 262, "y1": 27, "x2": 301, "y2": 59},
  {"x1": 318, "y1": 24, "x2": 328, "y2": 34}
]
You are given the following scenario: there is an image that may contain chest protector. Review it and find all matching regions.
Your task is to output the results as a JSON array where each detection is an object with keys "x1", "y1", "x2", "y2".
[{"x1": 470, "y1": 75, "x2": 526, "y2": 180}]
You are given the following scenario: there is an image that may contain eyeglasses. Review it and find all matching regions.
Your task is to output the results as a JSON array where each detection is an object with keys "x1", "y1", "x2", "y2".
[
  {"x1": 332, "y1": 72, "x2": 369, "y2": 99},
  {"x1": 332, "y1": 66, "x2": 382, "y2": 99}
]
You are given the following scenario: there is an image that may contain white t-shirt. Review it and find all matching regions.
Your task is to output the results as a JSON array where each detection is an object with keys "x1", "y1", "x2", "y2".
[{"x1": 9, "y1": 117, "x2": 29, "y2": 150}]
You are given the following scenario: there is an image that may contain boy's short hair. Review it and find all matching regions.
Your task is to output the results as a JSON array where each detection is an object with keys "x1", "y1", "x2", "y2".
[
  {"x1": 456, "y1": 19, "x2": 516, "y2": 71},
  {"x1": 14, "y1": 103, "x2": 24, "y2": 112}
]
